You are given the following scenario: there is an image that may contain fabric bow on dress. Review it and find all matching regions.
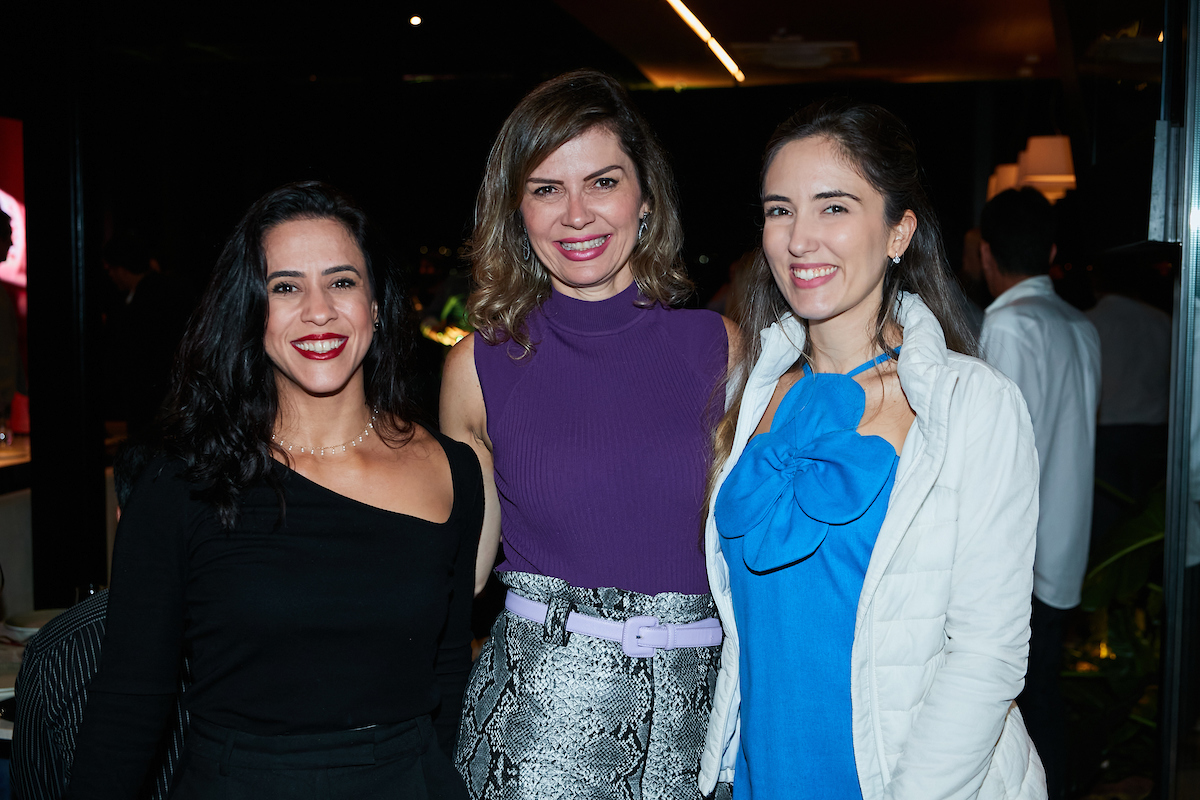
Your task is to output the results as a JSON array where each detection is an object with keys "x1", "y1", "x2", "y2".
[{"x1": 715, "y1": 372, "x2": 897, "y2": 575}]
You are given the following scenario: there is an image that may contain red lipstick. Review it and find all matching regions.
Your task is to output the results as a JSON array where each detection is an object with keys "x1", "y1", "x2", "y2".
[{"x1": 291, "y1": 333, "x2": 348, "y2": 360}]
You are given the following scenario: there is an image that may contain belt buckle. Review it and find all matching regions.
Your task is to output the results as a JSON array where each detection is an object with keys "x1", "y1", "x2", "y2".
[{"x1": 621, "y1": 615, "x2": 660, "y2": 658}]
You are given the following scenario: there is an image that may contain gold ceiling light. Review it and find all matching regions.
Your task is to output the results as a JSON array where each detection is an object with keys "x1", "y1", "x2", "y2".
[{"x1": 664, "y1": 0, "x2": 745, "y2": 83}]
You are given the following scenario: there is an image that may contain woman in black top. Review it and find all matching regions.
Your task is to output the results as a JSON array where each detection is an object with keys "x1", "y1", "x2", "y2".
[{"x1": 66, "y1": 182, "x2": 481, "y2": 799}]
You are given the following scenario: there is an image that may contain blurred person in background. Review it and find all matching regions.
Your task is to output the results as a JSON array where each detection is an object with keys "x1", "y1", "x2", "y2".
[
  {"x1": 1086, "y1": 249, "x2": 1172, "y2": 542},
  {"x1": 956, "y1": 228, "x2": 986, "y2": 336},
  {"x1": 979, "y1": 187, "x2": 1101, "y2": 800},
  {"x1": 101, "y1": 233, "x2": 188, "y2": 437},
  {"x1": 442, "y1": 69, "x2": 737, "y2": 800},
  {"x1": 706, "y1": 250, "x2": 757, "y2": 326}
]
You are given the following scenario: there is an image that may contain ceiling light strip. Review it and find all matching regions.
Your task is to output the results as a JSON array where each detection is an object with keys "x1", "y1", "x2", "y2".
[{"x1": 664, "y1": 0, "x2": 745, "y2": 83}]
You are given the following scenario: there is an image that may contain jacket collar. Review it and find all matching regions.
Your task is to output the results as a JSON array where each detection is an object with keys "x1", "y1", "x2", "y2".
[
  {"x1": 754, "y1": 292, "x2": 949, "y2": 436},
  {"x1": 986, "y1": 274, "x2": 1054, "y2": 315}
]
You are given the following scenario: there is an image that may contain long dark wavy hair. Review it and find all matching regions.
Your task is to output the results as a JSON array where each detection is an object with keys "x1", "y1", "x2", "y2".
[
  {"x1": 708, "y1": 100, "x2": 979, "y2": 495},
  {"x1": 158, "y1": 181, "x2": 419, "y2": 528}
]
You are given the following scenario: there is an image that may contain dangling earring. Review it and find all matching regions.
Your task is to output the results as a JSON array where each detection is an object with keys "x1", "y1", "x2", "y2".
[
  {"x1": 522, "y1": 231, "x2": 531, "y2": 262},
  {"x1": 637, "y1": 212, "x2": 650, "y2": 241},
  {"x1": 891, "y1": 254, "x2": 901, "y2": 264}
]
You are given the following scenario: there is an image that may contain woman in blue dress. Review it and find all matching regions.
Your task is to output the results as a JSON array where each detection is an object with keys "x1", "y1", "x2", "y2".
[{"x1": 698, "y1": 101, "x2": 1048, "y2": 799}]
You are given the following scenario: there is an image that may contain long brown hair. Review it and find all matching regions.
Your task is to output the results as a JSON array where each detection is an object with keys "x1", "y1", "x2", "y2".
[
  {"x1": 467, "y1": 69, "x2": 692, "y2": 354},
  {"x1": 708, "y1": 99, "x2": 979, "y2": 500}
]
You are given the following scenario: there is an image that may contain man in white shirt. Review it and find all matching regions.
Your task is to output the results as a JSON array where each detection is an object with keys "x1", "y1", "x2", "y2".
[
  {"x1": 1085, "y1": 264, "x2": 1171, "y2": 542},
  {"x1": 979, "y1": 188, "x2": 1101, "y2": 800}
]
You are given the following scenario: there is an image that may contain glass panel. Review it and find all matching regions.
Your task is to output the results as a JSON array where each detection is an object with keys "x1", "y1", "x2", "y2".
[{"x1": 1168, "y1": 2, "x2": 1200, "y2": 795}]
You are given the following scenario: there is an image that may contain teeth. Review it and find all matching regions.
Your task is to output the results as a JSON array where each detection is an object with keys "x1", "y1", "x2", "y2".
[
  {"x1": 560, "y1": 235, "x2": 608, "y2": 251},
  {"x1": 791, "y1": 266, "x2": 838, "y2": 281},
  {"x1": 293, "y1": 338, "x2": 346, "y2": 353}
]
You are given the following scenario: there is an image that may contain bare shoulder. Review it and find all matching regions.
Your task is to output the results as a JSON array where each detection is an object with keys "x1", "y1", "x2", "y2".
[
  {"x1": 720, "y1": 314, "x2": 742, "y2": 353},
  {"x1": 341, "y1": 419, "x2": 443, "y2": 468},
  {"x1": 442, "y1": 331, "x2": 478, "y2": 381},
  {"x1": 383, "y1": 425, "x2": 453, "y2": 521},
  {"x1": 441, "y1": 333, "x2": 482, "y2": 411},
  {"x1": 440, "y1": 333, "x2": 488, "y2": 446}
]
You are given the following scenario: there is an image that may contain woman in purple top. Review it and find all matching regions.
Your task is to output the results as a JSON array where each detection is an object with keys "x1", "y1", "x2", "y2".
[{"x1": 441, "y1": 70, "x2": 737, "y2": 800}]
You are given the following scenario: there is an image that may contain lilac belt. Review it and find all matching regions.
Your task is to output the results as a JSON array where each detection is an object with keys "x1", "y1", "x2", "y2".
[{"x1": 504, "y1": 591, "x2": 724, "y2": 658}]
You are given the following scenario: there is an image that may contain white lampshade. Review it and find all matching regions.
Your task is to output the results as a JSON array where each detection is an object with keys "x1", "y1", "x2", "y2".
[
  {"x1": 1018, "y1": 135, "x2": 1075, "y2": 183},
  {"x1": 1012, "y1": 136, "x2": 1075, "y2": 203}
]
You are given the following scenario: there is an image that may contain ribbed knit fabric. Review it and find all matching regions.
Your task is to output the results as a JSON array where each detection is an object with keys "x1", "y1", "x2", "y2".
[{"x1": 475, "y1": 282, "x2": 727, "y2": 596}]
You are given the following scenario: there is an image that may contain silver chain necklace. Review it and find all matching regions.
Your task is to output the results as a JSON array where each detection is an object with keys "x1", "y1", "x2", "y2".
[{"x1": 271, "y1": 409, "x2": 378, "y2": 456}]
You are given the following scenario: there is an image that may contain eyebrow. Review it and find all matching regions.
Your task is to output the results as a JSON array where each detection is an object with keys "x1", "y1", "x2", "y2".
[
  {"x1": 814, "y1": 190, "x2": 861, "y2": 202},
  {"x1": 762, "y1": 190, "x2": 863, "y2": 204},
  {"x1": 266, "y1": 265, "x2": 361, "y2": 281},
  {"x1": 527, "y1": 164, "x2": 624, "y2": 184},
  {"x1": 585, "y1": 164, "x2": 623, "y2": 181}
]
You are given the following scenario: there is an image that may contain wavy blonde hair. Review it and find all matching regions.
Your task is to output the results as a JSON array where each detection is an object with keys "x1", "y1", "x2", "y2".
[{"x1": 468, "y1": 69, "x2": 693, "y2": 353}]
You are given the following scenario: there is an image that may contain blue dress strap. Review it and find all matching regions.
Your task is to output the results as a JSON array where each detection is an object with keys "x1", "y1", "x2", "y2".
[{"x1": 845, "y1": 346, "x2": 900, "y2": 378}]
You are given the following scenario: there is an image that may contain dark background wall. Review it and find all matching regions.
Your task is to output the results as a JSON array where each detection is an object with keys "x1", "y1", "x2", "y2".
[
  {"x1": 86, "y1": 71, "x2": 1150, "y2": 307},
  {"x1": 65, "y1": 4, "x2": 1160, "y2": 308}
]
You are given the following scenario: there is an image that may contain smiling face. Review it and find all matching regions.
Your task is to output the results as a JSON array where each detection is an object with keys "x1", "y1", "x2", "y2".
[
  {"x1": 263, "y1": 217, "x2": 377, "y2": 400},
  {"x1": 762, "y1": 136, "x2": 915, "y2": 331},
  {"x1": 520, "y1": 125, "x2": 649, "y2": 301}
]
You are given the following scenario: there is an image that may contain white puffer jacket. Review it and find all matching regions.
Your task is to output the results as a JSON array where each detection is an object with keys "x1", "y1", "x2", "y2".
[{"x1": 700, "y1": 294, "x2": 1047, "y2": 800}]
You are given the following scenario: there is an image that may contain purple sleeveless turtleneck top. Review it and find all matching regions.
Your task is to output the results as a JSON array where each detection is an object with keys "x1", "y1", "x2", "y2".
[{"x1": 474, "y1": 282, "x2": 727, "y2": 596}]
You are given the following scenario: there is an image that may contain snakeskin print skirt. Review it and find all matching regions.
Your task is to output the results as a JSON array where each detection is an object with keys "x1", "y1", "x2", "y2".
[{"x1": 453, "y1": 572, "x2": 726, "y2": 800}]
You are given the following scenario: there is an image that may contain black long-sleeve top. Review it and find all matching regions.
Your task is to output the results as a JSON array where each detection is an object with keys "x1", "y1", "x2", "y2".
[{"x1": 66, "y1": 430, "x2": 482, "y2": 798}]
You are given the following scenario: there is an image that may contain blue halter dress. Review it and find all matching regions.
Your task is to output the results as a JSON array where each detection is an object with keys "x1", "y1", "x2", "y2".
[{"x1": 714, "y1": 351, "x2": 900, "y2": 800}]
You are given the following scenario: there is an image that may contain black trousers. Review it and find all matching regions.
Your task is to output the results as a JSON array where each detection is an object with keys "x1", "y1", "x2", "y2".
[
  {"x1": 173, "y1": 715, "x2": 469, "y2": 800},
  {"x1": 1017, "y1": 597, "x2": 1068, "y2": 800}
]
